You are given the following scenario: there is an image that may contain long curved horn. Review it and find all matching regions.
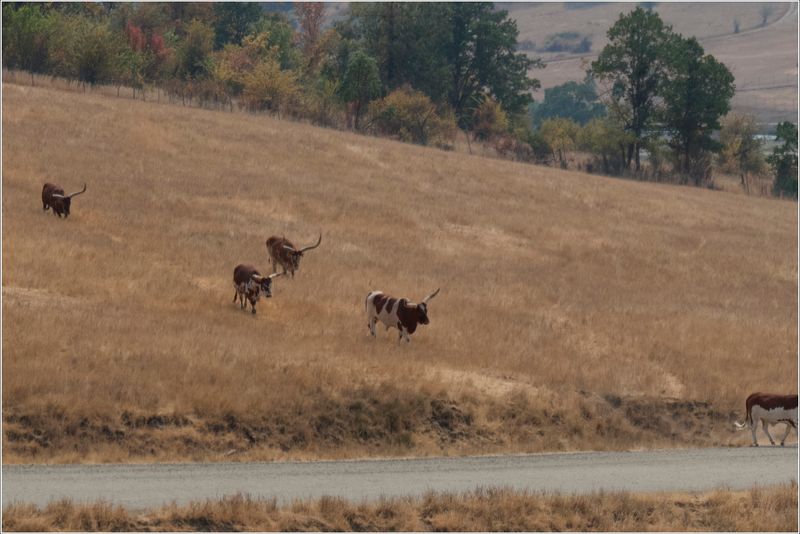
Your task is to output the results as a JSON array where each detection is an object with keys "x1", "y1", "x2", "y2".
[
  {"x1": 283, "y1": 244, "x2": 297, "y2": 252},
  {"x1": 250, "y1": 273, "x2": 264, "y2": 282},
  {"x1": 267, "y1": 272, "x2": 284, "y2": 279},
  {"x1": 422, "y1": 288, "x2": 440, "y2": 304},
  {"x1": 50, "y1": 193, "x2": 67, "y2": 199},
  {"x1": 298, "y1": 233, "x2": 322, "y2": 253},
  {"x1": 68, "y1": 184, "x2": 87, "y2": 198}
]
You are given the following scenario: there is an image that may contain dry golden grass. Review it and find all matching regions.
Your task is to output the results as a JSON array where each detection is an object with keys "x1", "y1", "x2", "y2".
[
  {"x1": 2, "y1": 81, "x2": 797, "y2": 463},
  {"x1": 3, "y1": 483, "x2": 797, "y2": 531}
]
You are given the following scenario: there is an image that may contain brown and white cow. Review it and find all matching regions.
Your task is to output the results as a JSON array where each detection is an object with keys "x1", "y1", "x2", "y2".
[
  {"x1": 266, "y1": 234, "x2": 322, "y2": 278},
  {"x1": 366, "y1": 288, "x2": 439, "y2": 343},
  {"x1": 734, "y1": 392, "x2": 798, "y2": 446},
  {"x1": 42, "y1": 183, "x2": 86, "y2": 218},
  {"x1": 232, "y1": 264, "x2": 283, "y2": 315}
]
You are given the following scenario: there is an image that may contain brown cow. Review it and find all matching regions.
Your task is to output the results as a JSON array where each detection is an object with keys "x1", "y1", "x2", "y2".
[
  {"x1": 734, "y1": 392, "x2": 798, "y2": 446},
  {"x1": 42, "y1": 183, "x2": 86, "y2": 218},
  {"x1": 366, "y1": 288, "x2": 440, "y2": 342},
  {"x1": 266, "y1": 234, "x2": 321, "y2": 278},
  {"x1": 233, "y1": 264, "x2": 283, "y2": 315}
]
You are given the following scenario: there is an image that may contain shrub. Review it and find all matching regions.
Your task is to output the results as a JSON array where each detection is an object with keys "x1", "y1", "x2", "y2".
[
  {"x1": 577, "y1": 117, "x2": 632, "y2": 175},
  {"x1": 542, "y1": 32, "x2": 592, "y2": 53},
  {"x1": 471, "y1": 98, "x2": 509, "y2": 142},
  {"x1": 241, "y1": 57, "x2": 300, "y2": 115},
  {"x1": 369, "y1": 85, "x2": 456, "y2": 146},
  {"x1": 540, "y1": 117, "x2": 579, "y2": 169}
]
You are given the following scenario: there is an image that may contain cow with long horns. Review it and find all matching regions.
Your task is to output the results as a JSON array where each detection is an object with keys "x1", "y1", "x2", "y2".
[
  {"x1": 266, "y1": 234, "x2": 322, "y2": 278},
  {"x1": 42, "y1": 183, "x2": 86, "y2": 218},
  {"x1": 233, "y1": 264, "x2": 283, "y2": 315},
  {"x1": 366, "y1": 288, "x2": 440, "y2": 343}
]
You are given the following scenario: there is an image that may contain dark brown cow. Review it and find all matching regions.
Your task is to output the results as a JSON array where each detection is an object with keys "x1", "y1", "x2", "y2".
[
  {"x1": 232, "y1": 264, "x2": 283, "y2": 315},
  {"x1": 42, "y1": 183, "x2": 86, "y2": 218},
  {"x1": 734, "y1": 392, "x2": 798, "y2": 446},
  {"x1": 266, "y1": 234, "x2": 321, "y2": 277},
  {"x1": 366, "y1": 288, "x2": 440, "y2": 342}
]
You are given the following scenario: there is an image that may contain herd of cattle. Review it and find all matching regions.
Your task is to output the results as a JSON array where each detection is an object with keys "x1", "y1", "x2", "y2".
[{"x1": 39, "y1": 182, "x2": 797, "y2": 445}]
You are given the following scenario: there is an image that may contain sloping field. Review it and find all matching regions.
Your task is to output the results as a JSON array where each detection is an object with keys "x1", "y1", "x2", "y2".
[
  {"x1": 2, "y1": 82, "x2": 797, "y2": 463},
  {"x1": 507, "y1": 2, "x2": 798, "y2": 126}
]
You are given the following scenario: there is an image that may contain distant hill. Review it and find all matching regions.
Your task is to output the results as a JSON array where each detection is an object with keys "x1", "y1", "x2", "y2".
[{"x1": 502, "y1": 2, "x2": 798, "y2": 128}]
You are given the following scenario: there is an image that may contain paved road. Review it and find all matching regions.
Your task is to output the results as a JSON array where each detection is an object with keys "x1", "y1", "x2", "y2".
[{"x1": 2, "y1": 447, "x2": 797, "y2": 510}]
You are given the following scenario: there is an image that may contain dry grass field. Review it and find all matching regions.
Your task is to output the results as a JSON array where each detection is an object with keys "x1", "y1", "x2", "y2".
[
  {"x1": 506, "y1": 2, "x2": 798, "y2": 126},
  {"x1": 3, "y1": 483, "x2": 797, "y2": 531},
  {"x1": 2, "y1": 81, "x2": 797, "y2": 463}
]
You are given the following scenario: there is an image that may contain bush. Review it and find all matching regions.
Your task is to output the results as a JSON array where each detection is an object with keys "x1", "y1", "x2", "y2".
[
  {"x1": 540, "y1": 117, "x2": 579, "y2": 169},
  {"x1": 471, "y1": 98, "x2": 509, "y2": 142},
  {"x1": 542, "y1": 32, "x2": 592, "y2": 53},
  {"x1": 241, "y1": 57, "x2": 300, "y2": 115},
  {"x1": 369, "y1": 85, "x2": 456, "y2": 146},
  {"x1": 577, "y1": 117, "x2": 631, "y2": 175}
]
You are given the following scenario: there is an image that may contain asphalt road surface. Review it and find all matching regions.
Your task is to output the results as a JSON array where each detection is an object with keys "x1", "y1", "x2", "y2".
[{"x1": 3, "y1": 447, "x2": 797, "y2": 510}]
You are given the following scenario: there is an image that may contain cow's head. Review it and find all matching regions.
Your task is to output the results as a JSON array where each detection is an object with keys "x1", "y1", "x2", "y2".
[
  {"x1": 50, "y1": 184, "x2": 87, "y2": 217},
  {"x1": 415, "y1": 288, "x2": 440, "y2": 325},
  {"x1": 253, "y1": 272, "x2": 284, "y2": 298},
  {"x1": 282, "y1": 234, "x2": 322, "y2": 273}
]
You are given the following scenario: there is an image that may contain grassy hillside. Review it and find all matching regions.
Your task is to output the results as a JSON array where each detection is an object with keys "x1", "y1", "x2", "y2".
[{"x1": 2, "y1": 82, "x2": 797, "y2": 463}]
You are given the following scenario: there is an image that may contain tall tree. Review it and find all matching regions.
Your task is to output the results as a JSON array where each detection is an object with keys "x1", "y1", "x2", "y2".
[
  {"x1": 532, "y1": 77, "x2": 605, "y2": 128},
  {"x1": 767, "y1": 121, "x2": 798, "y2": 198},
  {"x1": 2, "y1": 3, "x2": 54, "y2": 84},
  {"x1": 447, "y1": 2, "x2": 542, "y2": 125},
  {"x1": 213, "y1": 2, "x2": 262, "y2": 49},
  {"x1": 340, "y1": 49, "x2": 382, "y2": 130},
  {"x1": 660, "y1": 36, "x2": 735, "y2": 183},
  {"x1": 591, "y1": 6, "x2": 673, "y2": 172},
  {"x1": 344, "y1": 3, "x2": 542, "y2": 127},
  {"x1": 294, "y1": 2, "x2": 325, "y2": 72}
]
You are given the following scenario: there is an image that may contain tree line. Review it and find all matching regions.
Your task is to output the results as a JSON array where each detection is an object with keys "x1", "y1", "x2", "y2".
[{"x1": 3, "y1": 3, "x2": 796, "y2": 197}]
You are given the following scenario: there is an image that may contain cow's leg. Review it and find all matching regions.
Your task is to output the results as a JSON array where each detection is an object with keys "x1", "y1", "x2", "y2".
[
  {"x1": 250, "y1": 298, "x2": 257, "y2": 314},
  {"x1": 233, "y1": 290, "x2": 239, "y2": 303},
  {"x1": 779, "y1": 423, "x2": 792, "y2": 446},
  {"x1": 43, "y1": 203, "x2": 49, "y2": 212},
  {"x1": 762, "y1": 419, "x2": 776, "y2": 445},
  {"x1": 750, "y1": 419, "x2": 759, "y2": 446},
  {"x1": 367, "y1": 317, "x2": 377, "y2": 337}
]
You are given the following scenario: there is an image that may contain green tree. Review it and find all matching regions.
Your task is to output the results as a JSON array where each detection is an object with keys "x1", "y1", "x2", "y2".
[
  {"x1": 719, "y1": 113, "x2": 765, "y2": 194},
  {"x1": 344, "y1": 3, "x2": 542, "y2": 127},
  {"x1": 591, "y1": 6, "x2": 673, "y2": 172},
  {"x1": 340, "y1": 49, "x2": 382, "y2": 130},
  {"x1": 249, "y1": 13, "x2": 299, "y2": 70},
  {"x1": 660, "y1": 36, "x2": 735, "y2": 184},
  {"x1": 178, "y1": 19, "x2": 214, "y2": 80},
  {"x1": 540, "y1": 117, "x2": 580, "y2": 169},
  {"x1": 767, "y1": 122, "x2": 798, "y2": 198},
  {"x1": 2, "y1": 3, "x2": 54, "y2": 84},
  {"x1": 532, "y1": 77, "x2": 605, "y2": 127},
  {"x1": 578, "y1": 117, "x2": 633, "y2": 175},
  {"x1": 213, "y1": 2, "x2": 262, "y2": 48}
]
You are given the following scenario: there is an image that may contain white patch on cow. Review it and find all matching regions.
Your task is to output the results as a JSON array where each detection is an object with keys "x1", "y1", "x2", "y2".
[{"x1": 736, "y1": 405, "x2": 798, "y2": 446}]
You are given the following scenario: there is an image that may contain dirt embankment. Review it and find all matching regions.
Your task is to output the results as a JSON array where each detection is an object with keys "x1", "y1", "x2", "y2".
[{"x1": 3, "y1": 387, "x2": 743, "y2": 464}]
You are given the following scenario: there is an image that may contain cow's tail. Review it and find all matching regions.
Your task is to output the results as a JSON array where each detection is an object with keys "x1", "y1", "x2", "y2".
[{"x1": 733, "y1": 405, "x2": 752, "y2": 430}]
